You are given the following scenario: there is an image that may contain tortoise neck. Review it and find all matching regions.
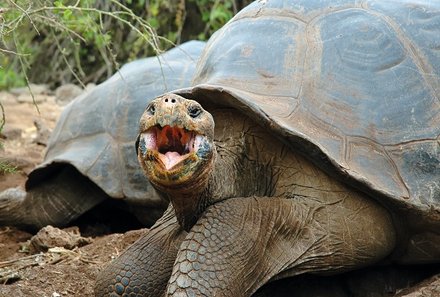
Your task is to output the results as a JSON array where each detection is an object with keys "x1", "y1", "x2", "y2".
[
  {"x1": 161, "y1": 149, "x2": 217, "y2": 232},
  {"x1": 167, "y1": 186, "x2": 213, "y2": 232},
  {"x1": 164, "y1": 146, "x2": 243, "y2": 231}
]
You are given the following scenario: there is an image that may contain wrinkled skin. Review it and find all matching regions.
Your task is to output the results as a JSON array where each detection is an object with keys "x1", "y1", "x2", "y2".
[
  {"x1": 0, "y1": 166, "x2": 108, "y2": 230},
  {"x1": 95, "y1": 95, "x2": 397, "y2": 296}
]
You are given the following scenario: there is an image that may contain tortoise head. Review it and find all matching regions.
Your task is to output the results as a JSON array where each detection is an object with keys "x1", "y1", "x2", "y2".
[{"x1": 136, "y1": 93, "x2": 215, "y2": 208}]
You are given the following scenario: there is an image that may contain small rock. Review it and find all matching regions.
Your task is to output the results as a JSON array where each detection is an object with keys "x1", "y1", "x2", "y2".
[
  {"x1": 16, "y1": 94, "x2": 48, "y2": 104},
  {"x1": 55, "y1": 84, "x2": 83, "y2": 106},
  {"x1": 0, "y1": 126, "x2": 22, "y2": 140},
  {"x1": 86, "y1": 83, "x2": 96, "y2": 91},
  {"x1": 44, "y1": 95, "x2": 57, "y2": 105},
  {"x1": 52, "y1": 292, "x2": 61, "y2": 297},
  {"x1": 0, "y1": 91, "x2": 17, "y2": 104},
  {"x1": 396, "y1": 274, "x2": 440, "y2": 297},
  {"x1": 33, "y1": 118, "x2": 52, "y2": 146},
  {"x1": 29, "y1": 225, "x2": 93, "y2": 254},
  {"x1": 9, "y1": 84, "x2": 50, "y2": 96},
  {"x1": 0, "y1": 156, "x2": 32, "y2": 170}
]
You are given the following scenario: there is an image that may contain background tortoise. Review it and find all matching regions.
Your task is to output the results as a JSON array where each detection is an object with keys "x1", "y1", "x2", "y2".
[
  {"x1": 96, "y1": 0, "x2": 439, "y2": 296},
  {"x1": 0, "y1": 41, "x2": 205, "y2": 230}
]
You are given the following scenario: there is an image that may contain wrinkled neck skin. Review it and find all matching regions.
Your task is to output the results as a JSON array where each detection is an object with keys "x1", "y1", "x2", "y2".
[
  {"x1": 162, "y1": 147, "x2": 246, "y2": 231},
  {"x1": 160, "y1": 155, "x2": 215, "y2": 231}
]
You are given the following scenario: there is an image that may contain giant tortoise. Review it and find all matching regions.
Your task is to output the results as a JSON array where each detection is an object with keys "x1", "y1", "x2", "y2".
[
  {"x1": 0, "y1": 41, "x2": 205, "y2": 230},
  {"x1": 95, "y1": 0, "x2": 440, "y2": 296}
]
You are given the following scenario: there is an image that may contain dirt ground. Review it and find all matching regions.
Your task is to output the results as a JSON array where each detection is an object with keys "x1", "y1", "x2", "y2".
[
  {"x1": 0, "y1": 90, "x2": 148, "y2": 297},
  {"x1": 0, "y1": 89, "x2": 439, "y2": 297}
]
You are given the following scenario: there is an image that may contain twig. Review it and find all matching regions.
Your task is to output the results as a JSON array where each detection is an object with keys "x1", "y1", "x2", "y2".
[
  {"x1": 53, "y1": 31, "x2": 86, "y2": 88},
  {"x1": 48, "y1": 254, "x2": 69, "y2": 265},
  {"x1": 0, "y1": 227, "x2": 11, "y2": 235},
  {"x1": 34, "y1": 14, "x2": 86, "y2": 42},
  {"x1": 0, "y1": 253, "x2": 44, "y2": 268},
  {"x1": 79, "y1": 257, "x2": 100, "y2": 265},
  {"x1": 0, "y1": 101, "x2": 5, "y2": 132},
  {"x1": 29, "y1": 6, "x2": 162, "y2": 54},
  {"x1": 11, "y1": 32, "x2": 40, "y2": 114},
  {"x1": 0, "y1": 47, "x2": 29, "y2": 56},
  {"x1": 6, "y1": 0, "x2": 40, "y2": 35}
]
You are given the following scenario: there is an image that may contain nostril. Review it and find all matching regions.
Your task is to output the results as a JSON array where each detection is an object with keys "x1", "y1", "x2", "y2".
[{"x1": 164, "y1": 97, "x2": 177, "y2": 104}]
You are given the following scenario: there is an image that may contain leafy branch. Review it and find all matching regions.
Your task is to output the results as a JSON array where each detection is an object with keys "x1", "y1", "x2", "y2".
[
  {"x1": 0, "y1": 101, "x2": 17, "y2": 174},
  {"x1": 0, "y1": 0, "x2": 171, "y2": 89}
]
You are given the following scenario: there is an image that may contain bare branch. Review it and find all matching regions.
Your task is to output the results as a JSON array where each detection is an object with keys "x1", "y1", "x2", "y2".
[
  {"x1": 53, "y1": 31, "x2": 86, "y2": 89},
  {"x1": 6, "y1": 0, "x2": 40, "y2": 35},
  {"x1": 13, "y1": 33, "x2": 40, "y2": 114}
]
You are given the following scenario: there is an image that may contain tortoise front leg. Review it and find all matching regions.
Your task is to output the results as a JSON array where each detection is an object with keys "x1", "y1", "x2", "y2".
[
  {"x1": 0, "y1": 165, "x2": 107, "y2": 231},
  {"x1": 95, "y1": 205, "x2": 186, "y2": 297},
  {"x1": 167, "y1": 195, "x2": 396, "y2": 297}
]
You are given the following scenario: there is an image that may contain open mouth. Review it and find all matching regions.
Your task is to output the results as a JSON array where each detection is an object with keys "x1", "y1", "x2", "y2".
[{"x1": 140, "y1": 125, "x2": 203, "y2": 170}]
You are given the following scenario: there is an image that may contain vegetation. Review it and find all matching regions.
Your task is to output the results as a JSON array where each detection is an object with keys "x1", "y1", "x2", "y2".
[
  {"x1": 0, "y1": 0, "x2": 252, "y2": 90},
  {"x1": 0, "y1": 103, "x2": 16, "y2": 174},
  {"x1": 0, "y1": 159, "x2": 17, "y2": 174},
  {"x1": 0, "y1": 0, "x2": 251, "y2": 174}
]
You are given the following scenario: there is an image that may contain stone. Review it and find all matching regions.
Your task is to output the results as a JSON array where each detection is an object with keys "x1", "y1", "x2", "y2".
[
  {"x1": 9, "y1": 84, "x2": 50, "y2": 96},
  {"x1": 0, "y1": 126, "x2": 22, "y2": 140},
  {"x1": 85, "y1": 83, "x2": 96, "y2": 91},
  {"x1": 55, "y1": 84, "x2": 83, "y2": 106},
  {"x1": 33, "y1": 118, "x2": 51, "y2": 146},
  {"x1": 29, "y1": 225, "x2": 93, "y2": 253},
  {"x1": 396, "y1": 274, "x2": 440, "y2": 297},
  {"x1": 16, "y1": 94, "x2": 48, "y2": 104}
]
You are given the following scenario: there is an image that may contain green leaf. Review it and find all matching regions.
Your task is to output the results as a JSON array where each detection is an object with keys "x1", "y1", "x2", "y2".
[
  {"x1": 63, "y1": 9, "x2": 73, "y2": 19},
  {"x1": 0, "y1": 160, "x2": 17, "y2": 174},
  {"x1": 149, "y1": 17, "x2": 158, "y2": 28}
]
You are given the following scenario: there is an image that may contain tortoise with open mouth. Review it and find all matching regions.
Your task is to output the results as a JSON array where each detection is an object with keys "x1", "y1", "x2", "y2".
[
  {"x1": 0, "y1": 41, "x2": 205, "y2": 230},
  {"x1": 95, "y1": 0, "x2": 439, "y2": 296}
]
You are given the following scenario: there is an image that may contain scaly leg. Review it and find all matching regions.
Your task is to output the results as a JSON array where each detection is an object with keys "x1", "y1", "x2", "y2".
[
  {"x1": 0, "y1": 165, "x2": 107, "y2": 231},
  {"x1": 95, "y1": 205, "x2": 186, "y2": 297},
  {"x1": 167, "y1": 195, "x2": 396, "y2": 297}
]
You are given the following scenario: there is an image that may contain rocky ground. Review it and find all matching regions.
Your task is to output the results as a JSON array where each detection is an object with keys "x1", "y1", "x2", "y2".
[
  {"x1": 0, "y1": 85, "x2": 439, "y2": 297},
  {"x1": 0, "y1": 84, "x2": 142, "y2": 297}
]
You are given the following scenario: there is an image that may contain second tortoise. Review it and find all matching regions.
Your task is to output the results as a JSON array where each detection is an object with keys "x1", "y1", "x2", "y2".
[{"x1": 0, "y1": 41, "x2": 205, "y2": 230}]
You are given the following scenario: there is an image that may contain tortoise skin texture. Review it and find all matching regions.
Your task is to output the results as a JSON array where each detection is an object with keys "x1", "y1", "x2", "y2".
[
  {"x1": 95, "y1": 0, "x2": 439, "y2": 296},
  {"x1": 183, "y1": 0, "x2": 440, "y2": 257},
  {"x1": 96, "y1": 100, "x2": 396, "y2": 296}
]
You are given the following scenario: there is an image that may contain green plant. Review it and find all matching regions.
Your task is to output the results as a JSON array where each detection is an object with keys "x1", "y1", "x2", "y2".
[
  {"x1": 0, "y1": 0, "x2": 252, "y2": 176},
  {"x1": 0, "y1": 0, "x2": 253, "y2": 90},
  {"x1": 0, "y1": 0, "x2": 169, "y2": 89},
  {"x1": 190, "y1": 0, "x2": 234, "y2": 40},
  {"x1": 0, "y1": 159, "x2": 17, "y2": 174},
  {"x1": 0, "y1": 103, "x2": 17, "y2": 174}
]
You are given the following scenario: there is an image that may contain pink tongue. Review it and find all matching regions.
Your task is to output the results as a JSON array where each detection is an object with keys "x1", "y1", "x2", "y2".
[{"x1": 159, "y1": 152, "x2": 185, "y2": 170}]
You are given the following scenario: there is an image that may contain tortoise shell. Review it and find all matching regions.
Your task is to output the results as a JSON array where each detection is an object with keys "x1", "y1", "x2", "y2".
[
  {"x1": 179, "y1": 1, "x2": 440, "y2": 224},
  {"x1": 27, "y1": 41, "x2": 205, "y2": 207}
]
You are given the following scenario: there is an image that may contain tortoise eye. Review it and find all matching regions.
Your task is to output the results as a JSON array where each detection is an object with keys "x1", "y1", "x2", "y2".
[
  {"x1": 146, "y1": 103, "x2": 155, "y2": 115},
  {"x1": 188, "y1": 105, "x2": 202, "y2": 118}
]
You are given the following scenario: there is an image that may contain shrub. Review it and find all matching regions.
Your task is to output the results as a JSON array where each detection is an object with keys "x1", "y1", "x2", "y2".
[{"x1": 0, "y1": 0, "x2": 252, "y2": 90}]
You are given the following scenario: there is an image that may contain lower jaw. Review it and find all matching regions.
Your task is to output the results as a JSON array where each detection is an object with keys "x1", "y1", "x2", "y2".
[{"x1": 145, "y1": 159, "x2": 212, "y2": 195}]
